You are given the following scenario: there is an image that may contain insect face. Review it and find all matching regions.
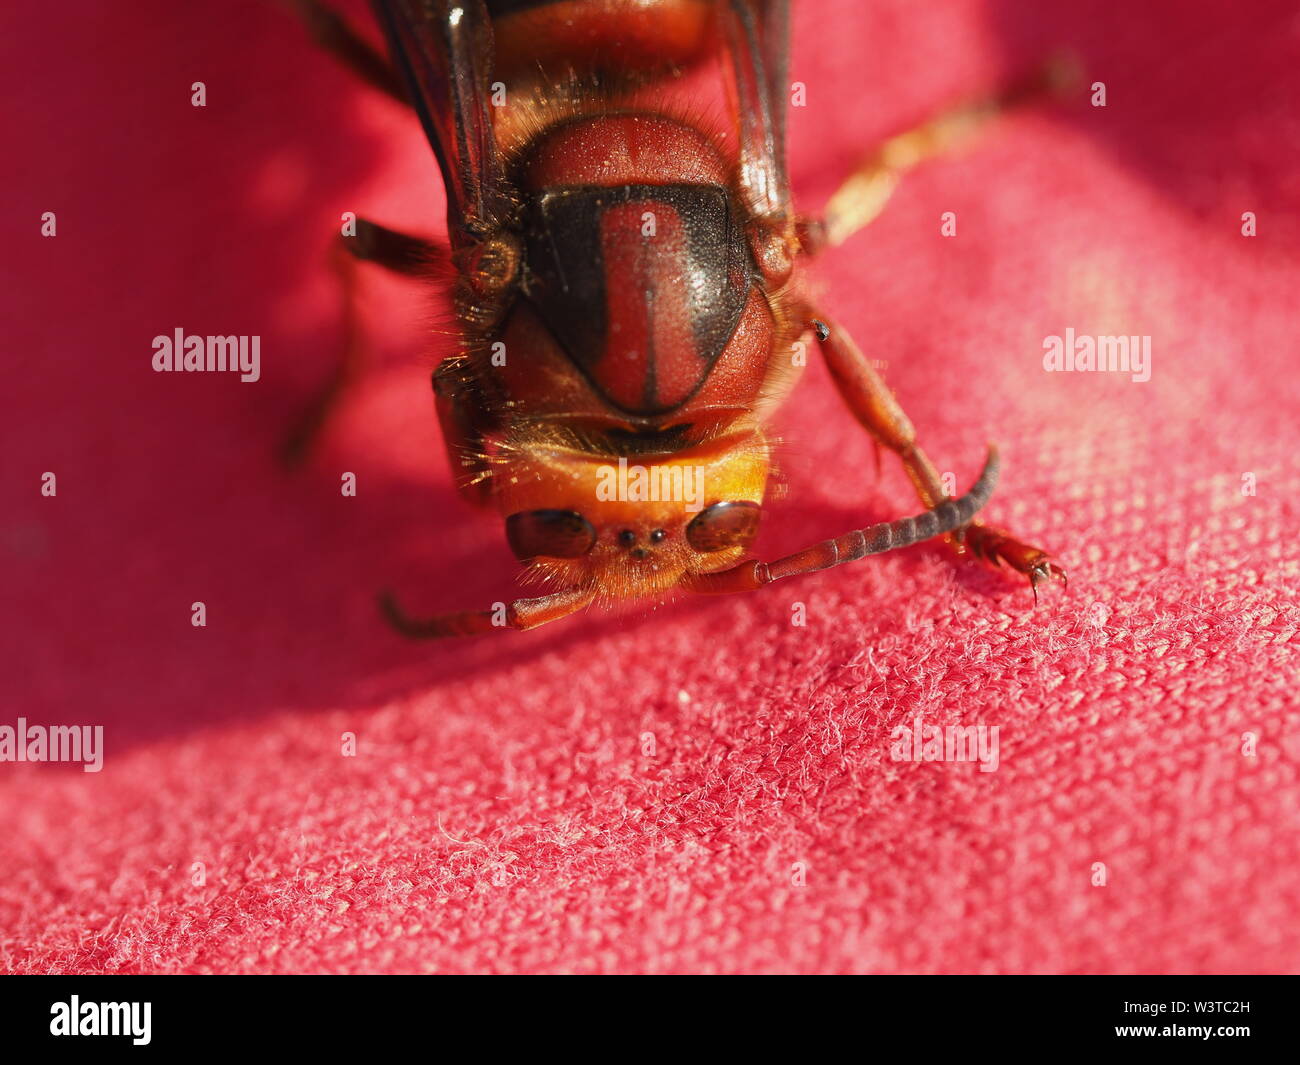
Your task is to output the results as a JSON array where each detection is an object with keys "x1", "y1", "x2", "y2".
[{"x1": 493, "y1": 430, "x2": 770, "y2": 600}]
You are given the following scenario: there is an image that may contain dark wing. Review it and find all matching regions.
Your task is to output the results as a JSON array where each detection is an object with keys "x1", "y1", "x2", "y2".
[
  {"x1": 371, "y1": 0, "x2": 508, "y2": 246},
  {"x1": 718, "y1": 0, "x2": 792, "y2": 224}
]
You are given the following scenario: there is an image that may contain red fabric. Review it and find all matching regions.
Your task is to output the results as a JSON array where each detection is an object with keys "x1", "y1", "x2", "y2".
[{"x1": 3, "y1": 0, "x2": 1298, "y2": 974}]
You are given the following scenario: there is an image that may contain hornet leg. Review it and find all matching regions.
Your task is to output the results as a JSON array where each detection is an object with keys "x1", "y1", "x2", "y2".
[
  {"x1": 810, "y1": 317, "x2": 1065, "y2": 600},
  {"x1": 282, "y1": 0, "x2": 408, "y2": 104},
  {"x1": 799, "y1": 57, "x2": 1078, "y2": 252},
  {"x1": 280, "y1": 219, "x2": 446, "y2": 465},
  {"x1": 379, "y1": 586, "x2": 596, "y2": 638}
]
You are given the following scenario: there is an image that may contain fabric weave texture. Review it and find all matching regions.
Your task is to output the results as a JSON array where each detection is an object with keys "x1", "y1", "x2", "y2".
[{"x1": 1, "y1": 0, "x2": 1297, "y2": 973}]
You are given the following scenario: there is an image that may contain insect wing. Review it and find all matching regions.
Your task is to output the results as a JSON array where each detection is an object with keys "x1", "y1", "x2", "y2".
[
  {"x1": 371, "y1": 0, "x2": 507, "y2": 245},
  {"x1": 718, "y1": 0, "x2": 792, "y2": 222}
]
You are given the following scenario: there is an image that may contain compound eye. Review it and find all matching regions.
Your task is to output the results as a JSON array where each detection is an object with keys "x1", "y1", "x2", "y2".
[
  {"x1": 506, "y1": 510, "x2": 597, "y2": 560},
  {"x1": 685, "y1": 501, "x2": 761, "y2": 553}
]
